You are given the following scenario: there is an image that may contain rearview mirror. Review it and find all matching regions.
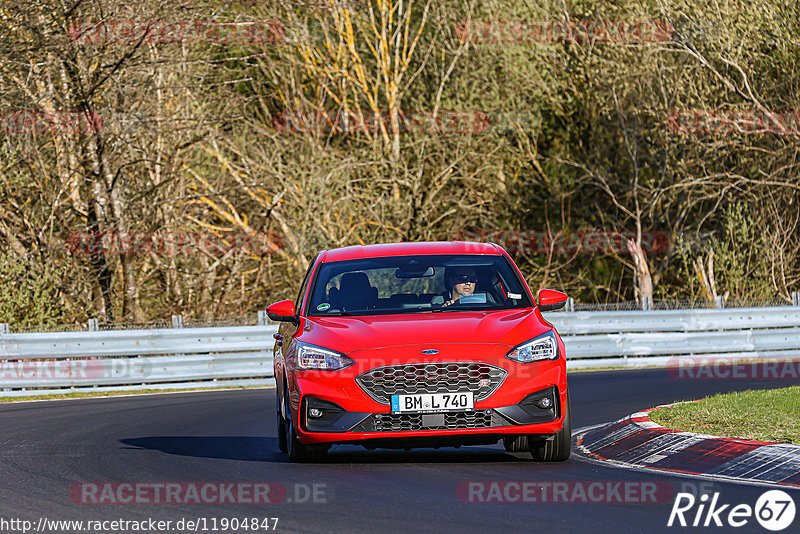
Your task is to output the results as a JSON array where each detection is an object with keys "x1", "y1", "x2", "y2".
[
  {"x1": 266, "y1": 299, "x2": 298, "y2": 323},
  {"x1": 538, "y1": 289, "x2": 568, "y2": 312},
  {"x1": 395, "y1": 266, "x2": 435, "y2": 278}
]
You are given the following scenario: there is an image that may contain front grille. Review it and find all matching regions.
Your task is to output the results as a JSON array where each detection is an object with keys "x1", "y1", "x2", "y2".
[
  {"x1": 355, "y1": 362, "x2": 507, "y2": 404},
  {"x1": 351, "y1": 409, "x2": 507, "y2": 432}
]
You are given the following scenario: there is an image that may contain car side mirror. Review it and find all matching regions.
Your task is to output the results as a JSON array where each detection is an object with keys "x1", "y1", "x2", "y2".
[
  {"x1": 538, "y1": 289, "x2": 568, "y2": 312},
  {"x1": 266, "y1": 299, "x2": 298, "y2": 323}
]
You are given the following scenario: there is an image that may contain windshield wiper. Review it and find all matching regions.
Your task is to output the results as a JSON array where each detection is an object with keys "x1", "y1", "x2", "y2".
[{"x1": 430, "y1": 304, "x2": 504, "y2": 312}]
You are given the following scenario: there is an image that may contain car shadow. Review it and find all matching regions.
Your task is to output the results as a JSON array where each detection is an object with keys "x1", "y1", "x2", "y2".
[
  {"x1": 320, "y1": 446, "x2": 525, "y2": 464},
  {"x1": 120, "y1": 437, "x2": 285, "y2": 462},
  {"x1": 119, "y1": 436, "x2": 528, "y2": 464}
]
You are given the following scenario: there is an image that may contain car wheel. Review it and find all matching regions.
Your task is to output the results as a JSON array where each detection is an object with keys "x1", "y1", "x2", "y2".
[
  {"x1": 530, "y1": 389, "x2": 571, "y2": 462},
  {"x1": 286, "y1": 418, "x2": 311, "y2": 462},
  {"x1": 277, "y1": 388, "x2": 287, "y2": 453},
  {"x1": 283, "y1": 389, "x2": 327, "y2": 463},
  {"x1": 503, "y1": 436, "x2": 529, "y2": 452}
]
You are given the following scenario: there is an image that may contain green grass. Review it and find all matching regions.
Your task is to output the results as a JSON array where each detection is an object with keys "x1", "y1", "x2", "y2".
[
  {"x1": 0, "y1": 385, "x2": 273, "y2": 403},
  {"x1": 649, "y1": 386, "x2": 800, "y2": 444}
]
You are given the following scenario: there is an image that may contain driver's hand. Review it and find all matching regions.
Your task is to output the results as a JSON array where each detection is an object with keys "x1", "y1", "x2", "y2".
[{"x1": 443, "y1": 298, "x2": 457, "y2": 307}]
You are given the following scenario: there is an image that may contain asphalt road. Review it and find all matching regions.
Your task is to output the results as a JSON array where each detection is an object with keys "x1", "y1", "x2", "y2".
[{"x1": 0, "y1": 366, "x2": 797, "y2": 534}]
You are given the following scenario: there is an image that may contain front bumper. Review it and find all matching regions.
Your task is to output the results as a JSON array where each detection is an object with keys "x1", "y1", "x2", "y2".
[
  {"x1": 296, "y1": 384, "x2": 565, "y2": 445},
  {"x1": 286, "y1": 345, "x2": 567, "y2": 446}
]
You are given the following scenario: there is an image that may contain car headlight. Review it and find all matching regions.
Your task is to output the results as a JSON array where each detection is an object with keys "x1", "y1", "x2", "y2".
[
  {"x1": 296, "y1": 342, "x2": 355, "y2": 371},
  {"x1": 506, "y1": 331, "x2": 559, "y2": 363}
]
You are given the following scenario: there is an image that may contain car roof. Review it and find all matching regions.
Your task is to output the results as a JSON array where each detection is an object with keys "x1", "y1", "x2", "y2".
[{"x1": 321, "y1": 241, "x2": 502, "y2": 262}]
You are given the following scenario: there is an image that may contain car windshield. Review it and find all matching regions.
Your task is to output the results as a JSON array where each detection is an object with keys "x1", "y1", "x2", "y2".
[{"x1": 306, "y1": 254, "x2": 532, "y2": 316}]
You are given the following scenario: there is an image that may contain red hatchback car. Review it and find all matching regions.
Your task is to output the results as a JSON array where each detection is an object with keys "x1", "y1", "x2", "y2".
[{"x1": 268, "y1": 241, "x2": 571, "y2": 462}]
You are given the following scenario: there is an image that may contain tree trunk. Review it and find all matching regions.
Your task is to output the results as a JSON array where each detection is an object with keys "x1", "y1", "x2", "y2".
[{"x1": 627, "y1": 238, "x2": 653, "y2": 309}]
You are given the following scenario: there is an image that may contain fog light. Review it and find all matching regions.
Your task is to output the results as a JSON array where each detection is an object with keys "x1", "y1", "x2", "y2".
[
  {"x1": 308, "y1": 407, "x2": 323, "y2": 418},
  {"x1": 537, "y1": 398, "x2": 552, "y2": 409}
]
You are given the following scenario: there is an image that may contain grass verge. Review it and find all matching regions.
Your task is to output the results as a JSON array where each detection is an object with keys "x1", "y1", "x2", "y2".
[
  {"x1": 0, "y1": 385, "x2": 272, "y2": 403},
  {"x1": 649, "y1": 386, "x2": 800, "y2": 444}
]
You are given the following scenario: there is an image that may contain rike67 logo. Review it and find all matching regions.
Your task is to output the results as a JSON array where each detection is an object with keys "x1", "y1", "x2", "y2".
[{"x1": 668, "y1": 490, "x2": 796, "y2": 531}]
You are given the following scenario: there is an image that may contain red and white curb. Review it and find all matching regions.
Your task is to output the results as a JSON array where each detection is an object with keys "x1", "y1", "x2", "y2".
[{"x1": 576, "y1": 405, "x2": 800, "y2": 488}]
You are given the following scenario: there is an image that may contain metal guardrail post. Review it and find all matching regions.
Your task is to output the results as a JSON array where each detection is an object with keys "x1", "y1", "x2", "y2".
[
  {"x1": 258, "y1": 310, "x2": 268, "y2": 326},
  {"x1": 0, "y1": 323, "x2": 8, "y2": 335},
  {"x1": 715, "y1": 295, "x2": 725, "y2": 308},
  {"x1": 171, "y1": 314, "x2": 185, "y2": 360},
  {"x1": 642, "y1": 296, "x2": 653, "y2": 311},
  {"x1": 793, "y1": 291, "x2": 800, "y2": 306},
  {"x1": 565, "y1": 298, "x2": 574, "y2": 312},
  {"x1": 88, "y1": 319, "x2": 98, "y2": 331}
]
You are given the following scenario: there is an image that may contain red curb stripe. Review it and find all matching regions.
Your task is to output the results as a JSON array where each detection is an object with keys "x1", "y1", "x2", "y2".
[
  {"x1": 781, "y1": 471, "x2": 800, "y2": 485},
  {"x1": 577, "y1": 419, "x2": 635, "y2": 449},
  {"x1": 590, "y1": 428, "x2": 679, "y2": 461},
  {"x1": 630, "y1": 416, "x2": 651, "y2": 423},
  {"x1": 578, "y1": 406, "x2": 800, "y2": 488},
  {"x1": 651, "y1": 439, "x2": 762, "y2": 472}
]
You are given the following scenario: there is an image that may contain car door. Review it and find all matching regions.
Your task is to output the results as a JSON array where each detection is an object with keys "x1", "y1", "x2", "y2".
[
  {"x1": 274, "y1": 256, "x2": 317, "y2": 408},
  {"x1": 277, "y1": 255, "x2": 317, "y2": 362}
]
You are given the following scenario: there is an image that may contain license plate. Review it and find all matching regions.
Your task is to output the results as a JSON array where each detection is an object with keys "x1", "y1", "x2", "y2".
[{"x1": 391, "y1": 392, "x2": 474, "y2": 413}]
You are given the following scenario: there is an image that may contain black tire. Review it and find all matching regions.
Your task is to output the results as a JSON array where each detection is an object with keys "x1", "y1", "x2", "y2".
[
  {"x1": 283, "y1": 390, "x2": 327, "y2": 463},
  {"x1": 530, "y1": 389, "x2": 572, "y2": 462},
  {"x1": 277, "y1": 388, "x2": 287, "y2": 453},
  {"x1": 503, "y1": 436, "x2": 529, "y2": 452},
  {"x1": 287, "y1": 419, "x2": 312, "y2": 462}
]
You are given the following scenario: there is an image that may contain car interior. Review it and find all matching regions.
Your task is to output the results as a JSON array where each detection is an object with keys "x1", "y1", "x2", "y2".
[{"x1": 325, "y1": 268, "x2": 507, "y2": 312}]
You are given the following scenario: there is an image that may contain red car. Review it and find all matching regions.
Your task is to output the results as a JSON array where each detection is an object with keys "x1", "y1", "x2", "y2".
[{"x1": 268, "y1": 241, "x2": 570, "y2": 462}]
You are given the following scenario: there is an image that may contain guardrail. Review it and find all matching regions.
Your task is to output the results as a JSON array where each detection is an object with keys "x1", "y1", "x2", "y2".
[
  {"x1": 0, "y1": 322, "x2": 279, "y2": 397},
  {"x1": 1, "y1": 306, "x2": 799, "y2": 396},
  {"x1": 547, "y1": 306, "x2": 800, "y2": 369}
]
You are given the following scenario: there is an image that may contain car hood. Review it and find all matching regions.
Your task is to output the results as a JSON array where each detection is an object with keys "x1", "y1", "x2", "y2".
[{"x1": 298, "y1": 309, "x2": 551, "y2": 354}]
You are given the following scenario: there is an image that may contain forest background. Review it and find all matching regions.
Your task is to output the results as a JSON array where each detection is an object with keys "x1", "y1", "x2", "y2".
[{"x1": 1, "y1": 0, "x2": 799, "y2": 326}]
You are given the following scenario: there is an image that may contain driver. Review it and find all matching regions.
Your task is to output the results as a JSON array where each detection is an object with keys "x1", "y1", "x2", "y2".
[{"x1": 442, "y1": 267, "x2": 478, "y2": 307}]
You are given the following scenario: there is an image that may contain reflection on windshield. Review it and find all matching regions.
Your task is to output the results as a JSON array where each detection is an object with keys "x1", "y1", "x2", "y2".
[{"x1": 307, "y1": 254, "x2": 531, "y2": 316}]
